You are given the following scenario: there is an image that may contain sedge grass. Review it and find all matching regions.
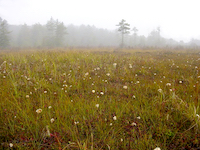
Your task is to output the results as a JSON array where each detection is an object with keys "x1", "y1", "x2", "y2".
[{"x1": 0, "y1": 49, "x2": 200, "y2": 149}]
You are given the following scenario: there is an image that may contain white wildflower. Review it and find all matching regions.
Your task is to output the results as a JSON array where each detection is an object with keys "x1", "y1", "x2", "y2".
[
  {"x1": 113, "y1": 116, "x2": 117, "y2": 121},
  {"x1": 92, "y1": 90, "x2": 95, "y2": 93},
  {"x1": 36, "y1": 108, "x2": 42, "y2": 114},
  {"x1": 106, "y1": 73, "x2": 110, "y2": 76},
  {"x1": 137, "y1": 116, "x2": 141, "y2": 119},
  {"x1": 74, "y1": 121, "x2": 79, "y2": 125},
  {"x1": 166, "y1": 83, "x2": 171, "y2": 86},
  {"x1": 48, "y1": 106, "x2": 52, "y2": 109},
  {"x1": 50, "y1": 118, "x2": 55, "y2": 123},
  {"x1": 154, "y1": 147, "x2": 161, "y2": 150},
  {"x1": 158, "y1": 89, "x2": 162, "y2": 93},
  {"x1": 9, "y1": 143, "x2": 13, "y2": 147},
  {"x1": 131, "y1": 122, "x2": 137, "y2": 126},
  {"x1": 95, "y1": 104, "x2": 99, "y2": 108},
  {"x1": 123, "y1": 85, "x2": 128, "y2": 89},
  {"x1": 196, "y1": 114, "x2": 200, "y2": 118}
]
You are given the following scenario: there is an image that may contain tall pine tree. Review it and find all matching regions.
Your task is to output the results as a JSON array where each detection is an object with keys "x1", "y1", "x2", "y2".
[{"x1": 116, "y1": 19, "x2": 130, "y2": 48}]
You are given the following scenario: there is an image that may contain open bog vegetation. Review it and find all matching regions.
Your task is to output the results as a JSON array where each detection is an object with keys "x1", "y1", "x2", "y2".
[{"x1": 0, "y1": 49, "x2": 200, "y2": 149}]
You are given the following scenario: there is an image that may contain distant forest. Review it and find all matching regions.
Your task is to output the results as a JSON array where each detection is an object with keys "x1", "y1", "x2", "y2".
[{"x1": 1, "y1": 17, "x2": 200, "y2": 49}]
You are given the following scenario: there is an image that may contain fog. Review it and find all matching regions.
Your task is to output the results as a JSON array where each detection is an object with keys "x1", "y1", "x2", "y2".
[{"x1": 0, "y1": 0, "x2": 200, "y2": 49}]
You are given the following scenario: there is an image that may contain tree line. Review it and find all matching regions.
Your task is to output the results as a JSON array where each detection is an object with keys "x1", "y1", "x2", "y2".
[{"x1": 1, "y1": 17, "x2": 200, "y2": 49}]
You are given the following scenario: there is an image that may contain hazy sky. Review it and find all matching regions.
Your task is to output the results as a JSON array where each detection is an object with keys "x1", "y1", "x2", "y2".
[{"x1": 0, "y1": 0, "x2": 200, "y2": 42}]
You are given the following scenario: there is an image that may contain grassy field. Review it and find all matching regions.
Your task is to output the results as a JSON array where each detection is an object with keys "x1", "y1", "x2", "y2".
[{"x1": 0, "y1": 49, "x2": 200, "y2": 149}]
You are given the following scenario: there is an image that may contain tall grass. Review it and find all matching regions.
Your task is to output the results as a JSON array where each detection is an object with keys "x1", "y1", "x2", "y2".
[{"x1": 0, "y1": 49, "x2": 200, "y2": 149}]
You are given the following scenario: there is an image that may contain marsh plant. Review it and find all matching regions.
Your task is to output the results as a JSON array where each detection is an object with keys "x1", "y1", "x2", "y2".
[{"x1": 0, "y1": 49, "x2": 200, "y2": 149}]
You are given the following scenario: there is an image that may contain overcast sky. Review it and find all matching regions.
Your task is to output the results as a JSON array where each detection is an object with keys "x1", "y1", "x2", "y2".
[{"x1": 0, "y1": 0, "x2": 200, "y2": 42}]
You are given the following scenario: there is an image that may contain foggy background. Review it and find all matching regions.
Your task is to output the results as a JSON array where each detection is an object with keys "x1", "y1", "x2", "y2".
[{"x1": 0, "y1": 0, "x2": 200, "y2": 49}]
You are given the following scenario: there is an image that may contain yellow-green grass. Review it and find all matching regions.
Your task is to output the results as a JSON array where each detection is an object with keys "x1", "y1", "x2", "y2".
[{"x1": 0, "y1": 49, "x2": 200, "y2": 149}]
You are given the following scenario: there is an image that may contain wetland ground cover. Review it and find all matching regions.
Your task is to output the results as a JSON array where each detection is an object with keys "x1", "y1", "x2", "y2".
[{"x1": 0, "y1": 49, "x2": 200, "y2": 149}]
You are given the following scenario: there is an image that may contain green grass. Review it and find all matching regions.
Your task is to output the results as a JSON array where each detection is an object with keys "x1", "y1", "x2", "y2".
[{"x1": 0, "y1": 49, "x2": 200, "y2": 149}]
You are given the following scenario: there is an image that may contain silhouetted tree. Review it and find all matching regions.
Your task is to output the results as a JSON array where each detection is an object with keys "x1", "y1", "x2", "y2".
[
  {"x1": 0, "y1": 18, "x2": 10, "y2": 49},
  {"x1": 17, "y1": 24, "x2": 31, "y2": 47},
  {"x1": 55, "y1": 20, "x2": 67, "y2": 47},
  {"x1": 45, "y1": 17, "x2": 67, "y2": 47},
  {"x1": 116, "y1": 19, "x2": 130, "y2": 48},
  {"x1": 132, "y1": 27, "x2": 138, "y2": 47},
  {"x1": 31, "y1": 23, "x2": 44, "y2": 47}
]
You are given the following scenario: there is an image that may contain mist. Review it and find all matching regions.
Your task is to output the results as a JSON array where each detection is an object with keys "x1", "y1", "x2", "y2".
[{"x1": 1, "y1": 0, "x2": 200, "y2": 49}]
